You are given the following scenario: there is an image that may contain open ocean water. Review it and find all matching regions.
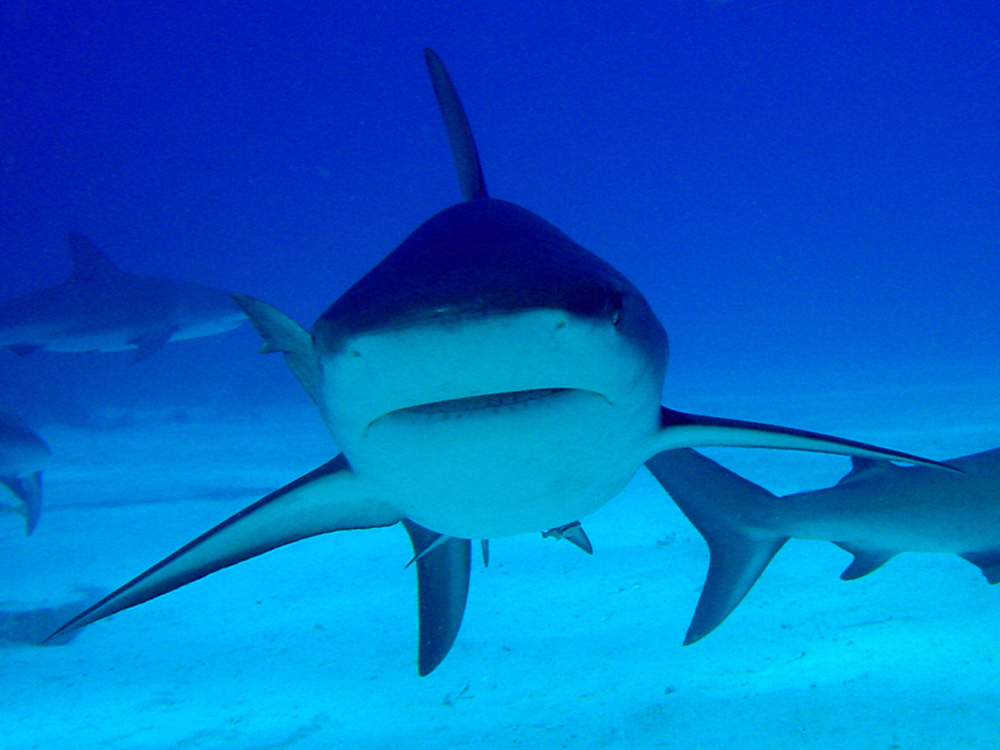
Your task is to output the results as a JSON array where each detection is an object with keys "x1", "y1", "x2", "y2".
[{"x1": 2, "y1": 2, "x2": 999, "y2": 748}]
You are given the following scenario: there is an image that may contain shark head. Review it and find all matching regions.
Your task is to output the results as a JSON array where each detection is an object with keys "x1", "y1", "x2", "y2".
[
  {"x1": 316, "y1": 200, "x2": 666, "y2": 444},
  {"x1": 309, "y1": 197, "x2": 669, "y2": 537}
]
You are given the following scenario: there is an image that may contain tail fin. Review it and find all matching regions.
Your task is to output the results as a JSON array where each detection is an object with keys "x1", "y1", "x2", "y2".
[
  {"x1": 645, "y1": 448, "x2": 788, "y2": 644},
  {"x1": 1, "y1": 471, "x2": 43, "y2": 535}
]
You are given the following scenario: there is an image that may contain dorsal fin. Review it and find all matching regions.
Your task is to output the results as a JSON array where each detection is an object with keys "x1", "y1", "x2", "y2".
[
  {"x1": 424, "y1": 48, "x2": 488, "y2": 201},
  {"x1": 66, "y1": 232, "x2": 122, "y2": 281}
]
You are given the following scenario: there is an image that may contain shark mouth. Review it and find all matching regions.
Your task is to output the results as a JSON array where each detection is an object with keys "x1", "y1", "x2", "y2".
[
  {"x1": 371, "y1": 387, "x2": 616, "y2": 425},
  {"x1": 396, "y1": 387, "x2": 573, "y2": 416}
]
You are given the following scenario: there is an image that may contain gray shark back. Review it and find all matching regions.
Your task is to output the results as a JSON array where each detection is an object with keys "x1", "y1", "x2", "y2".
[{"x1": 0, "y1": 232, "x2": 244, "y2": 361}]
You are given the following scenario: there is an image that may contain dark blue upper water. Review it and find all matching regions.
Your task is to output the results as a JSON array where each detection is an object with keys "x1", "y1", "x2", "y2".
[{"x1": 1, "y1": 0, "x2": 997, "y2": 420}]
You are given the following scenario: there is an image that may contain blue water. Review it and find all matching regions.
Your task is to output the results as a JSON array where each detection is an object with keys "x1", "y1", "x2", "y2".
[
  {"x1": 3, "y1": 0, "x2": 997, "y2": 415},
  {"x1": 2, "y1": 2, "x2": 999, "y2": 747}
]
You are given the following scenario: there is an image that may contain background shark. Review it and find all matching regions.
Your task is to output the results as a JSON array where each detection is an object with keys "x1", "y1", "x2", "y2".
[
  {"x1": 0, "y1": 409, "x2": 51, "y2": 535},
  {"x1": 50, "y1": 50, "x2": 951, "y2": 675},
  {"x1": 647, "y1": 447, "x2": 1000, "y2": 645},
  {"x1": 0, "y1": 232, "x2": 246, "y2": 362}
]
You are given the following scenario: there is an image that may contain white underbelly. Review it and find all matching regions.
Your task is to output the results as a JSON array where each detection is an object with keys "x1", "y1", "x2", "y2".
[{"x1": 342, "y1": 389, "x2": 655, "y2": 538}]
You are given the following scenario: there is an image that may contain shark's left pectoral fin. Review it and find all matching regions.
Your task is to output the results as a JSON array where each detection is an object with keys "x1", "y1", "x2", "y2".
[
  {"x1": 655, "y1": 407, "x2": 954, "y2": 470},
  {"x1": 130, "y1": 327, "x2": 176, "y2": 362},
  {"x1": 1, "y1": 471, "x2": 43, "y2": 535},
  {"x1": 48, "y1": 454, "x2": 401, "y2": 641},
  {"x1": 402, "y1": 520, "x2": 471, "y2": 676}
]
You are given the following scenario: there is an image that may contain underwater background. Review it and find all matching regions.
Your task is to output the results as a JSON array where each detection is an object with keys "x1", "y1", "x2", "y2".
[{"x1": 2, "y1": 1, "x2": 999, "y2": 748}]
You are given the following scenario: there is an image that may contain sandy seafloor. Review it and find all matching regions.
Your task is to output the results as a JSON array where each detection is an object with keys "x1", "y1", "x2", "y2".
[{"x1": 3, "y1": 366, "x2": 1000, "y2": 750}]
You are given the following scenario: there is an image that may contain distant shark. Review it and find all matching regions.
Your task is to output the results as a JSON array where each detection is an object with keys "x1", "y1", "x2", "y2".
[
  {"x1": 0, "y1": 410, "x2": 51, "y2": 535},
  {"x1": 50, "y1": 50, "x2": 952, "y2": 674},
  {"x1": 647, "y1": 447, "x2": 999, "y2": 644},
  {"x1": 0, "y1": 232, "x2": 246, "y2": 362}
]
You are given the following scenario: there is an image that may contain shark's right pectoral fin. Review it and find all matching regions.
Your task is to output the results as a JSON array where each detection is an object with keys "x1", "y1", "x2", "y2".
[
  {"x1": 645, "y1": 448, "x2": 788, "y2": 645},
  {"x1": 233, "y1": 294, "x2": 322, "y2": 405},
  {"x1": 48, "y1": 454, "x2": 401, "y2": 641}
]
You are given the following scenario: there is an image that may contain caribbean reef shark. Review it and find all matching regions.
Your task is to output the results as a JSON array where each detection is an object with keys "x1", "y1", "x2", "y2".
[
  {"x1": 647, "y1": 447, "x2": 997, "y2": 645},
  {"x1": 0, "y1": 232, "x2": 245, "y2": 362},
  {"x1": 50, "y1": 50, "x2": 951, "y2": 674},
  {"x1": 0, "y1": 410, "x2": 51, "y2": 535}
]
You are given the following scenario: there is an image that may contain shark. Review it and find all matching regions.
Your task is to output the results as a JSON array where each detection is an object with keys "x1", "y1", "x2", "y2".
[
  {"x1": 646, "y1": 447, "x2": 1000, "y2": 645},
  {"x1": 49, "y1": 49, "x2": 953, "y2": 675},
  {"x1": 0, "y1": 410, "x2": 51, "y2": 535},
  {"x1": 0, "y1": 232, "x2": 246, "y2": 362}
]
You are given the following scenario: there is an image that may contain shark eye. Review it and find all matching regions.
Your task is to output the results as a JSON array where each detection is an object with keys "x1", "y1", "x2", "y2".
[{"x1": 608, "y1": 291, "x2": 625, "y2": 327}]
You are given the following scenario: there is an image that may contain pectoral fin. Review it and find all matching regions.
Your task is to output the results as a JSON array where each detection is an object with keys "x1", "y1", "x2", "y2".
[
  {"x1": 656, "y1": 408, "x2": 954, "y2": 470},
  {"x1": 130, "y1": 327, "x2": 175, "y2": 362},
  {"x1": 48, "y1": 454, "x2": 401, "y2": 640},
  {"x1": 234, "y1": 294, "x2": 322, "y2": 405},
  {"x1": 5, "y1": 344, "x2": 42, "y2": 357}
]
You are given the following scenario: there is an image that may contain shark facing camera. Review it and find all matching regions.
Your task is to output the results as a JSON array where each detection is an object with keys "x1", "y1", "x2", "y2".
[{"x1": 49, "y1": 49, "x2": 952, "y2": 675}]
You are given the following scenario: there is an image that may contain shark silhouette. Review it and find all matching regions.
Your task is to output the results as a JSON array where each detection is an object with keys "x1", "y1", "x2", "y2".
[
  {"x1": 0, "y1": 410, "x2": 51, "y2": 535},
  {"x1": 0, "y1": 232, "x2": 246, "y2": 362},
  {"x1": 647, "y1": 447, "x2": 998, "y2": 644},
  {"x1": 50, "y1": 50, "x2": 952, "y2": 674}
]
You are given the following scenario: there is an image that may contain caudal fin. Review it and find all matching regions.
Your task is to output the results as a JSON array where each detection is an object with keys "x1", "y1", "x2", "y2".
[
  {"x1": 645, "y1": 448, "x2": 788, "y2": 644},
  {"x1": 2, "y1": 471, "x2": 43, "y2": 535}
]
